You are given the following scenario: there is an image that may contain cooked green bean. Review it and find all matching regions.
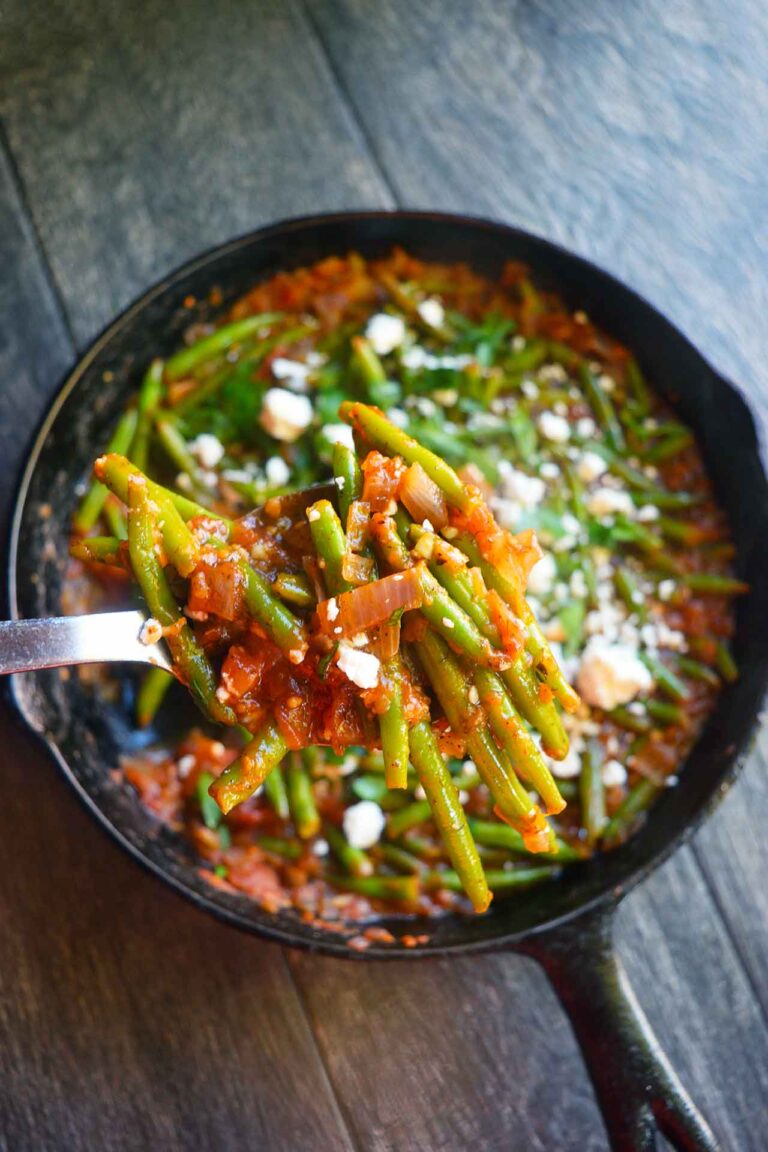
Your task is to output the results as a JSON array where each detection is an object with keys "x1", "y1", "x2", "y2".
[
  {"x1": 326, "y1": 872, "x2": 420, "y2": 903},
  {"x1": 263, "y1": 763, "x2": 290, "y2": 820},
  {"x1": 387, "y1": 800, "x2": 432, "y2": 838},
  {"x1": 379, "y1": 656, "x2": 410, "y2": 789},
  {"x1": 641, "y1": 652, "x2": 689, "y2": 702},
  {"x1": 165, "y1": 313, "x2": 285, "y2": 381},
  {"x1": 425, "y1": 865, "x2": 556, "y2": 894},
  {"x1": 332, "y1": 441, "x2": 363, "y2": 524},
  {"x1": 242, "y1": 565, "x2": 308, "y2": 660},
  {"x1": 136, "y1": 666, "x2": 174, "y2": 728},
  {"x1": 578, "y1": 363, "x2": 625, "y2": 452},
  {"x1": 74, "y1": 409, "x2": 138, "y2": 534},
  {"x1": 307, "y1": 499, "x2": 352, "y2": 596},
  {"x1": 466, "y1": 818, "x2": 580, "y2": 862},
  {"x1": 272, "y1": 571, "x2": 316, "y2": 609},
  {"x1": 210, "y1": 721, "x2": 288, "y2": 813},
  {"x1": 646, "y1": 699, "x2": 685, "y2": 727},
  {"x1": 682, "y1": 573, "x2": 749, "y2": 596},
  {"x1": 131, "y1": 359, "x2": 164, "y2": 471},
  {"x1": 613, "y1": 566, "x2": 647, "y2": 621},
  {"x1": 324, "y1": 821, "x2": 373, "y2": 877},
  {"x1": 602, "y1": 777, "x2": 662, "y2": 843},
  {"x1": 579, "y1": 741, "x2": 606, "y2": 846},
  {"x1": 286, "y1": 754, "x2": 321, "y2": 839},
  {"x1": 677, "y1": 656, "x2": 720, "y2": 688},
  {"x1": 715, "y1": 641, "x2": 739, "y2": 684},
  {"x1": 155, "y1": 416, "x2": 216, "y2": 502}
]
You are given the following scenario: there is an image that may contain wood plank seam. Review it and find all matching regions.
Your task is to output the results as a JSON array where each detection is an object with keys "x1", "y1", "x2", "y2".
[{"x1": 0, "y1": 122, "x2": 78, "y2": 354}]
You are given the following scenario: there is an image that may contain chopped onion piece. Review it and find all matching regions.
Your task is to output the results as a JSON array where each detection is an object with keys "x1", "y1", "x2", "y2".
[
  {"x1": 400, "y1": 461, "x2": 448, "y2": 529},
  {"x1": 317, "y1": 566, "x2": 424, "y2": 635}
]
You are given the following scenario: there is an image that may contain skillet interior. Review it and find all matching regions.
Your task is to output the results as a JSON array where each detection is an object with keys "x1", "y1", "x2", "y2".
[{"x1": 9, "y1": 211, "x2": 768, "y2": 957}]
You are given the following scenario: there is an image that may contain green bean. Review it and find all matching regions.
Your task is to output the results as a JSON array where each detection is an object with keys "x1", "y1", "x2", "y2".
[
  {"x1": 625, "y1": 358, "x2": 652, "y2": 417},
  {"x1": 399, "y1": 833, "x2": 443, "y2": 861},
  {"x1": 97, "y1": 454, "x2": 210, "y2": 574},
  {"x1": 350, "y1": 334, "x2": 387, "y2": 387},
  {"x1": 682, "y1": 573, "x2": 749, "y2": 596},
  {"x1": 325, "y1": 872, "x2": 420, "y2": 903},
  {"x1": 332, "y1": 441, "x2": 363, "y2": 523},
  {"x1": 257, "y1": 836, "x2": 303, "y2": 861},
  {"x1": 70, "y1": 535, "x2": 127, "y2": 568},
  {"x1": 126, "y1": 477, "x2": 233, "y2": 724},
  {"x1": 502, "y1": 339, "x2": 551, "y2": 375},
  {"x1": 579, "y1": 741, "x2": 606, "y2": 846},
  {"x1": 339, "y1": 401, "x2": 469, "y2": 510},
  {"x1": 307, "y1": 499, "x2": 352, "y2": 596},
  {"x1": 242, "y1": 565, "x2": 308, "y2": 660},
  {"x1": 377, "y1": 843, "x2": 425, "y2": 875},
  {"x1": 173, "y1": 323, "x2": 312, "y2": 414},
  {"x1": 425, "y1": 865, "x2": 556, "y2": 894},
  {"x1": 602, "y1": 778, "x2": 661, "y2": 843},
  {"x1": 646, "y1": 699, "x2": 685, "y2": 727},
  {"x1": 155, "y1": 416, "x2": 216, "y2": 502},
  {"x1": 677, "y1": 656, "x2": 720, "y2": 688},
  {"x1": 715, "y1": 641, "x2": 739, "y2": 684},
  {"x1": 466, "y1": 818, "x2": 581, "y2": 862},
  {"x1": 272, "y1": 571, "x2": 316, "y2": 609},
  {"x1": 286, "y1": 754, "x2": 321, "y2": 839},
  {"x1": 608, "y1": 706, "x2": 652, "y2": 734},
  {"x1": 136, "y1": 666, "x2": 174, "y2": 728},
  {"x1": 324, "y1": 822, "x2": 373, "y2": 877},
  {"x1": 351, "y1": 773, "x2": 409, "y2": 808},
  {"x1": 387, "y1": 800, "x2": 432, "y2": 838},
  {"x1": 415, "y1": 631, "x2": 546, "y2": 837},
  {"x1": 409, "y1": 720, "x2": 489, "y2": 912},
  {"x1": 643, "y1": 429, "x2": 693, "y2": 462},
  {"x1": 641, "y1": 652, "x2": 689, "y2": 702},
  {"x1": 630, "y1": 489, "x2": 702, "y2": 511},
  {"x1": 263, "y1": 763, "x2": 289, "y2": 820},
  {"x1": 377, "y1": 271, "x2": 455, "y2": 342},
  {"x1": 103, "y1": 496, "x2": 128, "y2": 540},
  {"x1": 578, "y1": 364, "x2": 625, "y2": 451},
  {"x1": 165, "y1": 313, "x2": 285, "y2": 381},
  {"x1": 196, "y1": 771, "x2": 225, "y2": 831},
  {"x1": 613, "y1": 566, "x2": 647, "y2": 621},
  {"x1": 418, "y1": 566, "x2": 507, "y2": 669},
  {"x1": 74, "y1": 409, "x2": 138, "y2": 534},
  {"x1": 131, "y1": 359, "x2": 164, "y2": 471},
  {"x1": 380, "y1": 656, "x2": 410, "y2": 789},
  {"x1": 210, "y1": 721, "x2": 288, "y2": 813},
  {"x1": 473, "y1": 667, "x2": 565, "y2": 815}
]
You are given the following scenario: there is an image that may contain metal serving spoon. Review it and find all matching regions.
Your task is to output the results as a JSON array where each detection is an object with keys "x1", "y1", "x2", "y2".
[{"x1": 0, "y1": 611, "x2": 172, "y2": 675}]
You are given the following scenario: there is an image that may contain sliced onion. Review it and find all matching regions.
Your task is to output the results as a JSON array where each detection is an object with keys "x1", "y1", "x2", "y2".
[
  {"x1": 361, "y1": 450, "x2": 406, "y2": 512},
  {"x1": 317, "y1": 566, "x2": 424, "y2": 636},
  {"x1": 400, "y1": 461, "x2": 448, "y2": 529},
  {"x1": 368, "y1": 616, "x2": 402, "y2": 661},
  {"x1": 345, "y1": 500, "x2": 371, "y2": 552},
  {"x1": 341, "y1": 550, "x2": 376, "y2": 586}
]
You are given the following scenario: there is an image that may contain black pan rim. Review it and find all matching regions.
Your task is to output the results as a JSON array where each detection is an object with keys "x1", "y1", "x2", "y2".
[{"x1": 7, "y1": 207, "x2": 768, "y2": 960}]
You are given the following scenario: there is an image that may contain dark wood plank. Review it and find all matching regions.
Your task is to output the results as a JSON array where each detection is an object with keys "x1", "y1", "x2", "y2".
[
  {"x1": 0, "y1": 0, "x2": 392, "y2": 347},
  {"x1": 0, "y1": 89, "x2": 356, "y2": 1152}
]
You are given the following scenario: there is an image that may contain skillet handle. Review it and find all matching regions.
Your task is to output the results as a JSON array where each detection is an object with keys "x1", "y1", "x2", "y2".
[{"x1": 518, "y1": 907, "x2": 720, "y2": 1152}]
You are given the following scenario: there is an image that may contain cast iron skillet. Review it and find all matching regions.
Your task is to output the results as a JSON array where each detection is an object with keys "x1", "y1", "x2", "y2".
[{"x1": 8, "y1": 212, "x2": 768, "y2": 1151}]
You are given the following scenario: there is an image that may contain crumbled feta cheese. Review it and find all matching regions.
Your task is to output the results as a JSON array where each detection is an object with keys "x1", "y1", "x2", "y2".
[
  {"x1": 414, "y1": 785, "x2": 426, "y2": 801},
  {"x1": 468, "y1": 685, "x2": 480, "y2": 706},
  {"x1": 326, "y1": 597, "x2": 339, "y2": 622},
  {"x1": 512, "y1": 335, "x2": 526, "y2": 352},
  {"x1": 139, "y1": 617, "x2": 163, "y2": 645},
  {"x1": 323, "y1": 423, "x2": 355, "y2": 450},
  {"x1": 389, "y1": 408, "x2": 409, "y2": 428},
  {"x1": 271, "y1": 357, "x2": 312, "y2": 392},
  {"x1": 554, "y1": 401, "x2": 568, "y2": 417},
  {"x1": 189, "y1": 433, "x2": 225, "y2": 469},
  {"x1": 562, "y1": 513, "x2": 582, "y2": 537},
  {"x1": 602, "y1": 759, "x2": 628, "y2": 788},
  {"x1": 543, "y1": 619, "x2": 567, "y2": 643},
  {"x1": 433, "y1": 388, "x2": 458, "y2": 406},
  {"x1": 528, "y1": 552, "x2": 557, "y2": 597},
  {"x1": 598, "y1": 373, "x2": 616, "y2": 393},
  {"x1": 265, "y1": 455, "x2": 290, "y2": 486},
  {"x1": 576, "y1": 451, "x2": 608, "y2": 484},
  {"x1": 401, "y1": 347, "x2": 473, "y2": 371},
  {"x1": 538, "y1": 411, "x2": 571, "y2": 442},
  {"x1": 521, "y1": 380, "x2": 539, "y2": 399},
  {"x1": 549, "y1": 741, "x2": 583, "y2": 779},
  {"x1": 260, "y1": 388, "x2": 313, "y2": 442},
  {"x1": 366, "y1": 313, "x2": 406, "y2": 355},
  {"x1": 577, "y1": 639, "x2": 653, "y2": 709},
  {"x1": 498, "y1": 463, "x2": 546, "y2": 507},
  {"x1": 570, "y1": 570, "x2": 588, "y2": 599},
  {"x1": 658, "y1": 579, "x2": 676, "y2": 602},
  {"x1": 636, "y1": 504, "x2": 660, "y2": 522},
  {"x1": 343, "y1": 800, "x2": 386, "y2": 849},
  {"x1": 337, "y1": 644, "x2": 380, "y2": 689},
  {"x1": 576, "y1": 417, "x2": 597, "y2": 439},
  {"x1": 418, "y1": 298, "x2": 445, "y2": 328},
  {"x1": 177, "y1": 754, "x2": 196, "y2": 778},
  {"x1": 586, "y1": 487, "x2": 635, "y2": 518},
  {"x1": 540, "y1": 461, "x2": 560, "y2": 480},
  {"x1": 312, "y1": 838, "x2": 330, "y2": 857},
  {"x1": 490, "y1": 498, "x2": 521, "y2": 530}
]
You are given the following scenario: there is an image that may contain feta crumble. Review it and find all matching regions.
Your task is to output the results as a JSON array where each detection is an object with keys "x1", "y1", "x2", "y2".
[
  {"x1": 265, "y1": 456, "x2": 290, "y2": 486},
  {"x1": 498, "y1": 462, "x2": 546, "y2": 507},
  {"x1": 576, "y1": 451, "x2": 608, "y2": 484},
  {"x1": 271, "y1": 357, "x2": 312, "y2": 392},
  {"x1": 323, "y1": 423, "x2": 355, "y2": 450},
  {"x1": 139, "y1": 617, "x2": 163, "y2": 645},
  {"x1": 337, "y1": 644, "x2": 381, "y2": 689},
  {"x1": 189, "y1": 433, "x2": 225, "y2": 469},
  {"x1": 417, "y1": 298, "x2": 445, "y2": 328},
  {"x1": 260, "y1": 388, "x2": 313, "y2": 442},
  {"x1": 538, "y1": 411, "x2": 571, "y2": 443},
  {"x1": 343, "y1": 800, "x2": 386, "y2": 849},
  {"x1": 586, "y1": 487, "x2": 635, "y2": 518},
  {"x1": 602, "y1": 759, "x2": 628, "y2": 788},
  {"x1": 366, "y1": 313, "x2": 406, "y2": 355},
  {"x1": 577, "y1": 639, "x2": 653, "y2": 710},
  {"x1": 528, "y1": 552, "x2": 557, "y2": 597}
]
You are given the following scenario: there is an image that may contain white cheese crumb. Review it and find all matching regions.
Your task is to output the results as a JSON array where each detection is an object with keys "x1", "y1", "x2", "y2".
[
  {"x1": 549, "y1": 742, "x2": 583, "y2": 779},
  {"x1": 189, "y1": 433, "x2": 225, "y2": 469},
  {"x1": 602, "y1": 759, "x2": 628, "y2": 788},
  {"x1": 265, "y1": 456, "x2": 290, "y2": 486},
  {"x1": 521, "y1": 380, "x2": 539, "y2": 399},
  {"x1": 586, "y1": 487, "x2": 635, "y2": 518},
  {"x1": 323, "y1": 422, "x2": 355, "y2": 450},
  {"x1": 577, "y1": 639, "x2": 653, "y2": 710},
  {"x1": 366, "y1": 313, "x2": 406, "y2": 355},
  {"x1": 312, "y1": 838, "x2": 330, "y2": 857},
  {"x1": 177, "y1": 754, "x2": 196, "y2": 778},
  {"x1": 527, "y1": 552, "x2": 557, "y2": 597},
  {"x1": 337, "y1": 644, "x2": 381, "y2": 689},
  {"x1": 576, "y1": 416, "x2": 597, "y2": 439},
  {"x1": 422, "y1": 519, "x2": 435, "y2": 532},
  {"x1": 326, "y1": 597, "x2": 339, "y2": 622},
  {"x1": 540, "y1": 461, "x2": 560, "y2": 480},
  {"x1": 468, "y1": 685, "x2": 480, "y2": 706},
  {"x1": 598, "y1": 373, "x2": 616, "y2": 393},
  {"x1": 271, "y1": 357, "x2": 312, "y2": 392},
  {"x1": 637, "y1": 504, "x2": 660, "y2": 522},
  {"x1": 512, "y1": 335, "x2": 526, "y2": 352},
  {"x1": 414, "y1": 785, "x2": 426, "y2": 801},
  {"x1": 433, "y1": 388, "x2": 458, "y2": 406},
  {"x1": 343, "y1": 800, "x2": 386, "y2": 849},
  {"x1": 260, "y1": 388, "x2": 313, "y2": 442},
  {"x1": 139, "y1": 617, "x2": 163, "y2": 645},
  {"x1": 498, "y1": 462, "x2": 546, "y2": 507},
  {"x1": 576, "y1": 451, "x2": 608, "y2": 484},
  {"x1": 658, "y1": 579, "x2": 676, "y2": 602},
  {"x1": 538, "y1": 411, "x2": 571, "y2": 443},
  {"x1": 389, "y1": 407, "x2": 409, "y2": 428},
  {"x1": 570, "y1": 570, "x2": 588, "y2": 599},
  {"x1": 417, "y1": 298, "x2": 445, "y2": 328}
]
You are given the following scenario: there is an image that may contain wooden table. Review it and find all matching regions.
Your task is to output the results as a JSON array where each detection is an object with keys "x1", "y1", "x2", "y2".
[{"x1": 1, "y1": 4, "x2": 766, "y2": 1148}]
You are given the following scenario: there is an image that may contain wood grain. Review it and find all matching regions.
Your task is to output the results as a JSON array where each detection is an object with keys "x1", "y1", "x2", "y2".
[{"x1": 1, "y1": 1, "x2": 767, "y2": 1148}]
